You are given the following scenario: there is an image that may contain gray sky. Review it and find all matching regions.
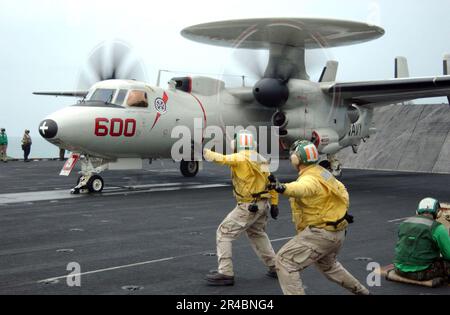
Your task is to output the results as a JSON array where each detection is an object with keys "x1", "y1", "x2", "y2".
[{"x1": 1, "y1": 0, "x2": 450, "y2": 136}]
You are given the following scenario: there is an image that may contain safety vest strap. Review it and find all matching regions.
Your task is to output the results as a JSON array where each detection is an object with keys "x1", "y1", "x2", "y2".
[{"x1": 325, "y1": 213, "x2": 354, "y2": 228}]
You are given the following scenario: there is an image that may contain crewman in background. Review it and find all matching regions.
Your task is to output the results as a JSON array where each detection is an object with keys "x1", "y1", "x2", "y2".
[
  {"x1": 0, "y1": 128, "x2": 8, "y2": 163},
  {"x1": 203, "y1": 130, "x2": 279, "y2": 286},
  {"x1": 394, "y1": 198, "x2": 450, "y2": 281},
  {"x1": 268, "y1": 140, "x2": 369, "y2": 295},
  {"x1": 21, "y1": 129, "x2": 32, "y2": 162}
]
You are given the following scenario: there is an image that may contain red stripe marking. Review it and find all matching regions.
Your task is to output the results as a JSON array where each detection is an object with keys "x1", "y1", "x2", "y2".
[
  {"x1": 151, "y1": 113, "x2": 161, "y2": 130},
  {"x1": 191, "y1": 93, "x2": 207, "y2": 141},
  {"x1": 151, "y1": 92, "x2": 169, "y2": 131}
]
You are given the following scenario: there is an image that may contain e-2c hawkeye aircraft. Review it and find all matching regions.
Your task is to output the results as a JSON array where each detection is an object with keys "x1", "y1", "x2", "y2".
[{"x1": 35, "y1": 18, "x2": 450, "y2": 194}]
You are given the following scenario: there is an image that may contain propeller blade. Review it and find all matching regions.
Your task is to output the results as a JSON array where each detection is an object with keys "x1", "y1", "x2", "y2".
[
  {"x1": 232, "y1": 49, "x2": 267, "y2": 79},
  {"x1": 77, "y1": 40, "x2": 147, "y2": 90}
]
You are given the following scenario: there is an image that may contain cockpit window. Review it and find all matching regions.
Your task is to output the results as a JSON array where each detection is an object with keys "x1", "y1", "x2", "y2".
[
  {"x1": 90, "y1": 89, "x2": 116, "y2": 103},
  {"x1": 127, "y1": 90, "x2": 148, "y2": 108},
  {"x1": 115, "y1": 89, "x2": 128, "y2": 105}
]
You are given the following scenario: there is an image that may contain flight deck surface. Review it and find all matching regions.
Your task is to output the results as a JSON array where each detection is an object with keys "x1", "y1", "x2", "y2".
[{"x1": 0, "y1": 160, "x2": 448, "y2": 295}]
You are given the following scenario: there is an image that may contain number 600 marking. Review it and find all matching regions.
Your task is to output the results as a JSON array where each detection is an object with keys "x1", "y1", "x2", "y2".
[{"x1": 95, "y1": 118, "x2": 136, "y2": 137}]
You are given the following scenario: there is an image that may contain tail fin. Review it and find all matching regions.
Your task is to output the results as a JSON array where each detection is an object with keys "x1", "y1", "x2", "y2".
[
  {"x1": 443, "y1": 54, "x2": 450, "y2": 105},
  {"x1": 319, "y1": 60, "x2": 339, "y2": 82},
  {"x1": 395, "y1": 56, "x2": 409, "y2": 78},
  {"x1": 443, "y1": 54, "x2": 450, "y2": 75}
]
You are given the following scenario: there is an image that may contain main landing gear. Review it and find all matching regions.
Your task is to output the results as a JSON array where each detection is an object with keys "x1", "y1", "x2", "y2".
[{"x1": 180, "y1": 160, "x2": 199, "y2": 177}]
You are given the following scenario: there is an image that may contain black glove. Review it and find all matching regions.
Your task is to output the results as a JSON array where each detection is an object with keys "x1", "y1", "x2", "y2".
[
  {"x1": 267, "y1": 182, "x2": 286, "y2": 193},
  {"x1": 270, "y1": 205, "x2": 279, "y2": 220},
  {"x1": 267, "y1": 174, "x2": 286, "y2": 193},
  {"x1": 274, "y1": 183, "x2": 286, "y2": 194},
  {"x1": 267, "y1": 174, "x2": 278, "y2": 190},
  {"x1": 268, "y1": 174, "x2": 277, "y2": 184}
]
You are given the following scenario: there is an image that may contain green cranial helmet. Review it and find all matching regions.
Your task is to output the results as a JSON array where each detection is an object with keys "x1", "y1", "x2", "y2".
[
  {"x1": 290, "y1": 140, "x2": 320, "y2": 165},
  {"x1": 417, "y1": 197, "x2": 441, "y2": 218},
  {"x1": 234, "y1": 130, "x2": 256, "y2": 152}
]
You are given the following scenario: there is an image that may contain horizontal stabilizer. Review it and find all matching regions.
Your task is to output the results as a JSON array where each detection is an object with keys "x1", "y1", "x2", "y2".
[
  {"x1": 319, "y1": 61, "x2": 339, "y2": 82},
  {"x1": 33, "y1": 91, "x2": 88, "y2": 98},
  {"x1": 395, "y1": 56, "x2": 409, "y2": 78}
]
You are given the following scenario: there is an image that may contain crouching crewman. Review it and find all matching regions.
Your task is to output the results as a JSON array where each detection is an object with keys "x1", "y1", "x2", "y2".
[{"x1": 394, "y1": 198, "x2": 450, "y2": 282}]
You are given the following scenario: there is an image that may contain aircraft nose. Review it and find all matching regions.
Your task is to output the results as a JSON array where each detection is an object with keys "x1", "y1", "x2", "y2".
[{"x1": 39, "y1": 119, "x2": 58, "y2": 139}]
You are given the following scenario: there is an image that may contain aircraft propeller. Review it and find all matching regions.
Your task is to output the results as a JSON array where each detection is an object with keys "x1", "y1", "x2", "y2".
[
  {"x1": 77, "y1": 40, "x2": 147, "y2": 90},
  {"x1": 232, "y1": 28, "x2": 328, "y2": 108}
]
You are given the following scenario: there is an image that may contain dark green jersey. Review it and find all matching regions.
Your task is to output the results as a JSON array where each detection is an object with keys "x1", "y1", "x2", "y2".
[
  {"x1": 0, "y1": 133, "x2": 7, "y2": 145},
  {"x1": 394, "y1": 216, "x2": 450, "y2": 272}
]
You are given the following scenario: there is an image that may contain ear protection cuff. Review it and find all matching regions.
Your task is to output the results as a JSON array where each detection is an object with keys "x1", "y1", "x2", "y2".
[
  {"x1": 290, "y1": 153, "x2": 300, "y2": 168},
  {"x1": 230, "y1": 139, "x2": 236, "y2": 153}
]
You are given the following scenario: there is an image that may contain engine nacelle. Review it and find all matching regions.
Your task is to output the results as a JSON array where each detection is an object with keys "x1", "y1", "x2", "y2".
[
  {"x1": 312, "y1": 128, "x2": 341, "y2": 154},
  {"x1": 170, "y1": 76, "x2": 225, "y2": 96},
  {"x1": 253, "y1": 78, "x2": 289, "y2": 107}
]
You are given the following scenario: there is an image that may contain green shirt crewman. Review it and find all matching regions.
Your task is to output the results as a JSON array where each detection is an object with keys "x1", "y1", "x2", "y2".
[
  {"x1": 0, "y1": 128, "x2": 8, "y2": 162},
  {"x1": 394, "y1": 198, "x2": 450, "y2": 281}
]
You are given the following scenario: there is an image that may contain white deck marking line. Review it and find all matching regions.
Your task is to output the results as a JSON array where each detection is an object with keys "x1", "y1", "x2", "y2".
[
  {"x1": 128, "y1": 182, "x2": 197, "y2": 189},
  {"x1": 270, "y1": 236, "x2": 293, "y2": 242},
  {"x1": 388, "y1": 217, "x2": 409, "y2": 223},
  {"x1": 37, "y1": 235, "x2": 292, "y2": 284},
  {"x1": 38, "y1": 257, "x2": 175, "y2": 283},
  {"x1": 105, "y1": 184, "x2": 229, "y2": 196},
  {"x1": 0, "y1": 183, "x2": 230, "y2": 205}
]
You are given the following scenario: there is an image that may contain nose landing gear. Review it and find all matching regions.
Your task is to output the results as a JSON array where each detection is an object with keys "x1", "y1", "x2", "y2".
[{"x1": 70, "y1": 157, "x2": 109, "y2": 194}]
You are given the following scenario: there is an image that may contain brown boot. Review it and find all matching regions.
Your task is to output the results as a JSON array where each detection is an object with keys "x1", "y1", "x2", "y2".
[{"x1": 206, "y1": 272, "x2": 234, "y2": 286}]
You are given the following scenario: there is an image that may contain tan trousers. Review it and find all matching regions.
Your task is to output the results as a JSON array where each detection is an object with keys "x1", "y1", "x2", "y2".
[
  {"x1": 0, "y1": 145, "x2": 7, "y2": 161},
  {"x1": 276, "y1": 227, "x2": 369, "y2": 295},
  {"x1": 217, "y1": 200, "x2": 276, "y2": 276}
]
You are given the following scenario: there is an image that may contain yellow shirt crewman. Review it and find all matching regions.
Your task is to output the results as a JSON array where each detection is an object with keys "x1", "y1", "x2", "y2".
[
  {"x1": 269, "y1": 140, "x2": 369, "y2": 295},
  {"x1": 203, "y1": 130, "x2": 279, "y2": 286}
]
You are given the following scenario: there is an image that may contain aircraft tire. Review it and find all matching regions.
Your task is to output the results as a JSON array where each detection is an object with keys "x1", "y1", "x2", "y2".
[
  {"x1": 87, "y1": 175, "x2": 104, "y2": 193},
  {"x1": 180, "y1": 160, "x2": 199, "y2": 177}
]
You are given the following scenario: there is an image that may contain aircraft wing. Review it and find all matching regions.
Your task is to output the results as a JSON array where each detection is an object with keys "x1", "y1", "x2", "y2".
[
  {"x1": 33, "y1": 91, "x2": 89, "y2": 98},
  {"x1": 228, "y1": 87, "x2": 255, "y2": 103},
  {"x1": 323, "y1": 76, "x2": 450, "y2": 106}
]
